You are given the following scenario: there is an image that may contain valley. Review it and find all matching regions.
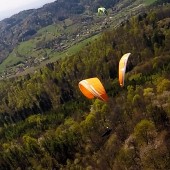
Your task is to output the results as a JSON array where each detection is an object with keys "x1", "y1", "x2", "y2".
[{"x1": 0, "y1": 0, "x2": 156, "y2": 79}]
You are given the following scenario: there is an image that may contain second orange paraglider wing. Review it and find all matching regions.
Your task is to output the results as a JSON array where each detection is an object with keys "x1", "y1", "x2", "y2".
[{"x1": 119, "y1": 53, "x2": 131, "y2": 87}]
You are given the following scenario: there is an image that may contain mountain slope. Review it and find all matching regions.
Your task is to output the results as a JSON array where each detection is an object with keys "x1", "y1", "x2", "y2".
[
  {"x1": 0, "y1": 0, "x2": 121, "y2": 62},
  {"x1": 0, "y1": 0, "x2": 159, "y2": 78}
]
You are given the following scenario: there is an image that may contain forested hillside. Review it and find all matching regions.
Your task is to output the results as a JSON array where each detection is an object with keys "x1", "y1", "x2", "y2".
[{"x1": 0, "y1": 4, "x2": 170, "y2": 169}]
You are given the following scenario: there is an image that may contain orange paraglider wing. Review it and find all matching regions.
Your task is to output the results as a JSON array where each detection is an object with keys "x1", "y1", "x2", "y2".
[
  {"x1": 79, "y1": 78, "x2": 108, "y2": 102},
  {"x1": 119, "y1": 53, "x2": 131, "y2": 87}
]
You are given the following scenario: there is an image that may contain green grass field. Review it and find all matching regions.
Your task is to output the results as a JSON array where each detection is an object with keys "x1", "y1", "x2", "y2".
[
  {"x1": 2, "y1": 33, "x2": 100, "y2": 77},
  {"x1": 144, "y1": 0, "x2": 157, "y2": 5},
  {"x1": 0, "y1": 49, "x2": 25, "y2": 73},
  {"x1": 0, "y1": 19, "x2": 95, "y2": 75},
  {"x1": 37, "y1": 33, "x2": 99, "y2": 63},
  {"x1": 17, "y1": 40, "x2": 35, "y2": 56},
  {"x1": 37, "y1": 24, "x2": 62, "y2": 36}
]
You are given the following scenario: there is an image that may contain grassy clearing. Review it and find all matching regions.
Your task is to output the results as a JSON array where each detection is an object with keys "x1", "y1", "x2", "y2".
[
  {"x1": 0, "y1": 23, "x2": 62, "y2": 73},
  {"x1": 144, "y1": 0, "x2": 157, "y2": 5},
  {"x1": 0, "y1": 39, "x2": 35, "y2": 73},
  {"x1": 38, "y1": 24, "x2": 62, "y2": 36},
  {"x1": 47, "y1": 34, "x2": 99, "y2": 63},
  {"x1": 13, "y1": 34, "x2": 100, "y2": 77},
  {"x1": 0, "y1": 52, "x2": 24, "y2": 73},
  {"x1": 64, "y1": 18, "x2": 73, "y2": 26},
  {"x1": 17, "y1": 24, "x2": 63, "y2": 57},
  {"x1": 17, "y1": 40, "x2": 35, "y2": 56}
]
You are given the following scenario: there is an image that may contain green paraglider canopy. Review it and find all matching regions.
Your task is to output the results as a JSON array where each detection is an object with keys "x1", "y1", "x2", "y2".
[{"x1": 98, "y1": 7, "x2": 108, "y2": 15}]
